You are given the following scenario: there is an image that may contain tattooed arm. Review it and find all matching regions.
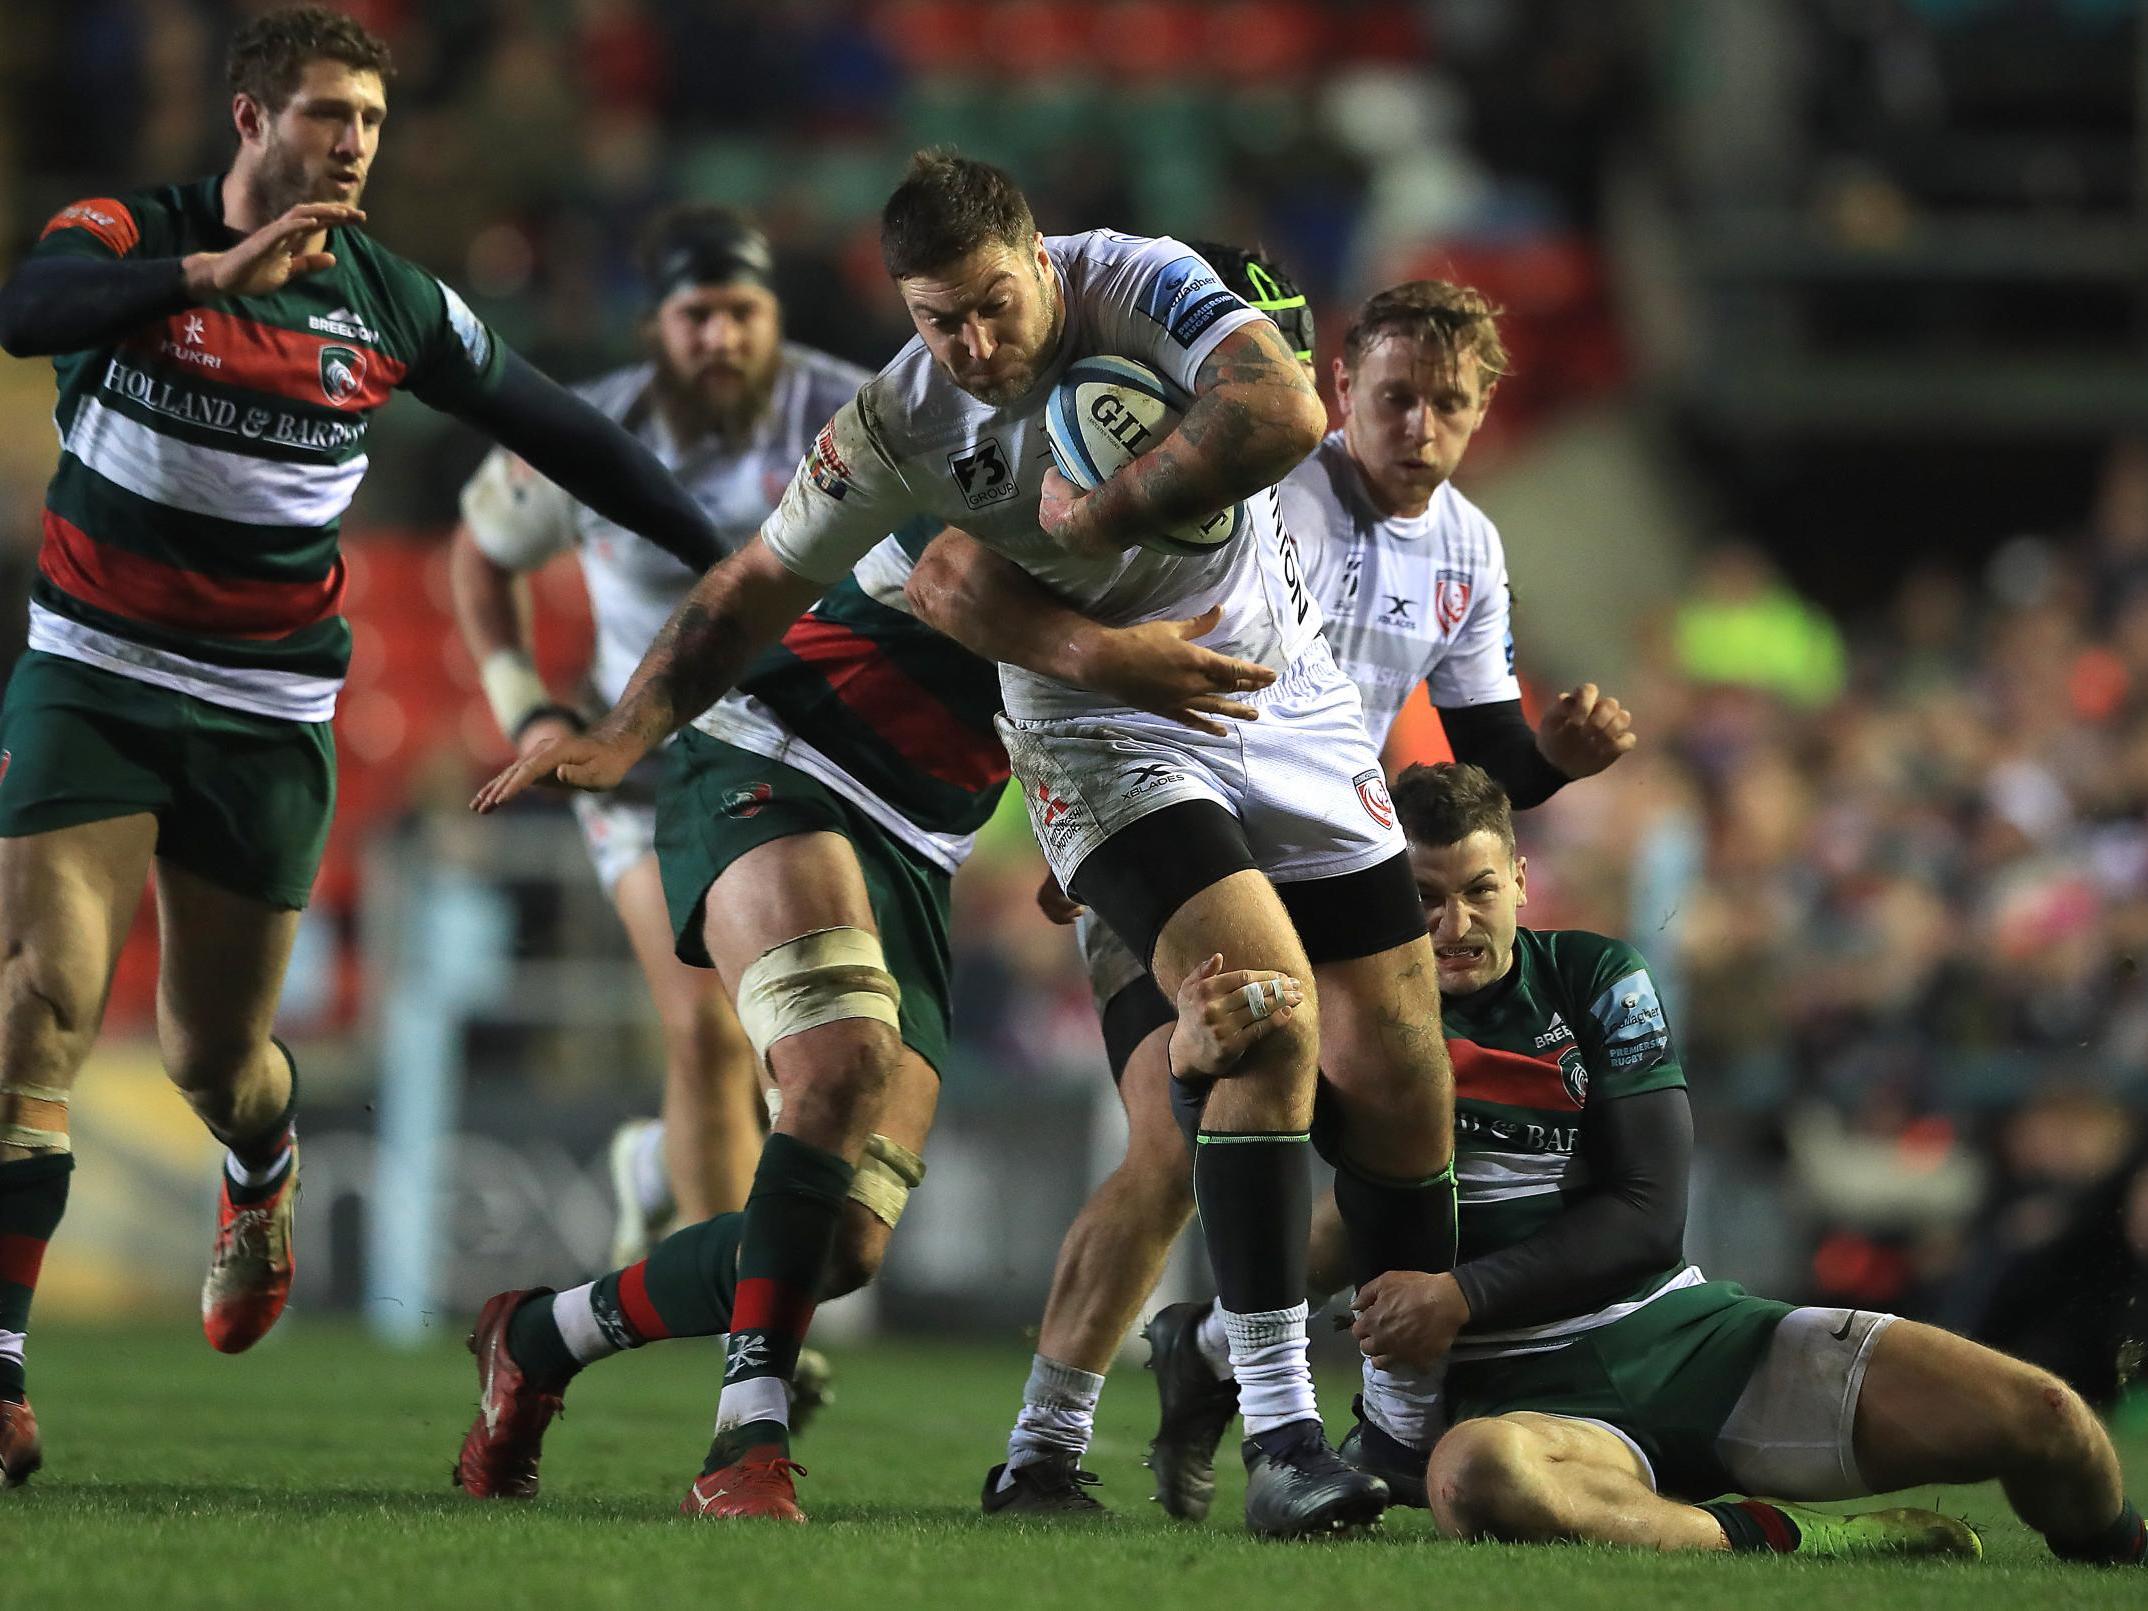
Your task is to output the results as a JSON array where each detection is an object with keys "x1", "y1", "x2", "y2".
[
  {"x1": 471, "y1": 536, "x2": 824, "y2": 809},
  {"x1": 1044, "y1": 318, "x2": 1326, "y2": 554}
]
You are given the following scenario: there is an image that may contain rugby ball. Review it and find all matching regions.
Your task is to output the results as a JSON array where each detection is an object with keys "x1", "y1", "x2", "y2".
[{"x1": 1044, "y1": 356, "x2": 1247, "y2": 557}]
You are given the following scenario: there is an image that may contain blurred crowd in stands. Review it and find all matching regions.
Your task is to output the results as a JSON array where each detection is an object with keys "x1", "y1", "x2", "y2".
[{"x1": 3, "y1": 0, "x2": 2145, "y2": 1395}]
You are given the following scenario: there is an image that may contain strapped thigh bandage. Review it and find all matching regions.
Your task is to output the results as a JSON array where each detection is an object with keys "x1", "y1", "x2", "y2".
[
  {"x1": 0, "y1": 1080, "x2": 71, "y2": 1153},
  {"x1": 849, "y1": 1132, "x2": 927, "y2": 1229},
  {"x1": 735, "y1": 926, "x2": 903, "y2": 1065}
]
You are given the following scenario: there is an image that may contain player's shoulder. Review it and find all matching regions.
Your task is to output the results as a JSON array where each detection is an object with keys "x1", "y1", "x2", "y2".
[
  {"x1": 38, "y1": 176, "x2": 202, "y2": 257},
  {"x1": 1430, "y1": 480, "x2": 1504, "y2": 564},
  {"x1": 852, "y1": 334, "x2": 957, "y2": 461},
  {"x1": 782, "y1": 341, "x2": 873, "y2": 412},
  {"x1": 1282, "y1": 431, "x2": 1359, "y2": 517},
  {"x1": 1526, "y1": 928, "x2": 1663, "y2": 1012}
]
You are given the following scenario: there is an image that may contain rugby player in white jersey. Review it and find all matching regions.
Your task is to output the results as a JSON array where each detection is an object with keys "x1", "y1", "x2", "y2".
[
  {"x1": 450, "y1": 206, "x2": 861, "y2": 1262},
  {"x1": 477, "y1": 150, "x2": 1464, "y2": 1536},
  {"x1": 908, "y1": 271, "x2": 1636, "y2": 1514}
]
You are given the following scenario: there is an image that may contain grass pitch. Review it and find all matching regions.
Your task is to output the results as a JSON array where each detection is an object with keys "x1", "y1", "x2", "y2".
[{"x1": 7, "y1": 1321, "x2": 2140, "y2": 1610}]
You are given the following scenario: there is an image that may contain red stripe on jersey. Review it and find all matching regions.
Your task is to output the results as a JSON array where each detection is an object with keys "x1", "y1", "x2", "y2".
[
  {"x1": 1450, "y1": 1037, "x2": 1579, "y2": 1112},
  {"x1": 615, "y1": 1260, "x2": 670, "y2": 1341},
  {"x1": 0, "y1": 1233, "x2": 47, "y2": 1290},
  {"x1": 779, "y1": 615, "x2": 1009, "y2": 794},
  {"x1": 42, "y1": 197, "x2": 139, "y2": 257},
  {"x1": 39, "y1": 509, "x2": 346, "y2": 641},
  {"x1": 127, "y1": 308, "x2": 405, "y2": 412},
  {"x1": 730, "y1": 1277, "x2": 816, "y2": 1340}
]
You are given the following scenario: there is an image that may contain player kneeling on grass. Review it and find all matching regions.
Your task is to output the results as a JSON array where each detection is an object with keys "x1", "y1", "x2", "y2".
[{"x1": 1312, "y1": 762, "x2": 2141, "y2": 1565}]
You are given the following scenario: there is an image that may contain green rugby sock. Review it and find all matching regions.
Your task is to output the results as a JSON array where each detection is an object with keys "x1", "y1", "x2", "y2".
[
  {"x1": 2051, "y1": 1501, "x2": 2148, "y2": 1566},
  {"x1": 708, "y1": 1133, "x2": 853, "y2": 1469},
  {"x1": 1702, "y1": 1499, "x2": 1801, "y2": 1552},
  {"x1": 0, "y1": 1154, "x2": 73, "y2": 1403}
]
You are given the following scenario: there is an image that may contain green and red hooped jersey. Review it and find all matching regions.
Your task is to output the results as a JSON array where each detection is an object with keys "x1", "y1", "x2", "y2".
[
  {"x1": 26, "y1": 177, "x2": 504, "y2": 722},
  {"x1": 1442, "y1": 926, "x2": 1693, "y2": 1362}
]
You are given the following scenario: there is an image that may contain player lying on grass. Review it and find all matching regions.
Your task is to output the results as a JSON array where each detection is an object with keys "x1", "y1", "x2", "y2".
[
  {"x1": 474, "y1": 151, "x2": 1465, "y2": 1537},
  {"x1": 0, "y1": 7, "x2": 734, "y2": 1492},
  {"x1": 1314, "y1": 762, "x2": 2142, "y2": 1565},
  {"x1": 903, "y1": 270, "x2": 1636, "y2": 1514}
]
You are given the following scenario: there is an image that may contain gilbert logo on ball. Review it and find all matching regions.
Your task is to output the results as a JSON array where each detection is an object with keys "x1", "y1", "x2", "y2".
[{"x1": 1045, "y1": 356, "x2": 1245, "y2": 556}]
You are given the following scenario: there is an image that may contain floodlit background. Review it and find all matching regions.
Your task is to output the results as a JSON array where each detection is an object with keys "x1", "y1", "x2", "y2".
[{"x1": 3, "y1": 0, "x2": 2146, "y2": 1408}]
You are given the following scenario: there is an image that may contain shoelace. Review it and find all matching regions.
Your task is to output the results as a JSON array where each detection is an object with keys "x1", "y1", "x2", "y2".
[
  {"x1": 1026, "y1": 1460, "x2": 1102, "y2": 1495},
  {"x1": 213, "y1": 1208, "x2": 275, "y2": 1271}
]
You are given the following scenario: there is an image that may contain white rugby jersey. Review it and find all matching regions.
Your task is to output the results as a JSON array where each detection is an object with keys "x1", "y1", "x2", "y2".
[
  {"x1": 460, "y1": 343, "x2": 868, "y2": 705},
  {"x1": 756, "y1": 230, "x2": 1327, "y2": 722},
  {"x1": 1281, "y1": 431, "x2": 1520, "y2": 745}
]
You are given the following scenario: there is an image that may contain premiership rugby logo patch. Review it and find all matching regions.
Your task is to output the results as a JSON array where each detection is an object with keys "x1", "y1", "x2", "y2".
[{"x1": 319, "y1": 344, "x2": 367, "y2": 407}]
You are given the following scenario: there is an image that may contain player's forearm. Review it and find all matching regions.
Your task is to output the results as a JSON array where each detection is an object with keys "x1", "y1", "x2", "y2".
[
  {"x1": 447, "y1": 526, "x2": 533, "y2": 662},
  {"x1": 905, "y1": 531, "x2": 1104, "y2": 683},
  {"x1": 593, "y1": 541, "x2": 815, "y2": 749},
  {"x1": 1070, "y1": 325, "x2": 1325, "y2": 549},
  {"x1": 454, "y1": 351, "x2": 722, "y2": 573},
  {"x1": 0, "y1": 254, "x2": 194, "y2": 357},
  {"x1": 1439, "y1": 699, "x2": 1569, "y2": 809}
]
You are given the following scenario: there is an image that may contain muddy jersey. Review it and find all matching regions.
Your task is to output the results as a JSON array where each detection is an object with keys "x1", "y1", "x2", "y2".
[
  {"x1": 1442, "y1": 926, "x2": 1693, "y2": 1363},
  {"x1": 1282, "y1": 432, "x2": 1520, "y2": 745},
  {"x1": 26, "y1": 177, "x2": 505, "y2": 722},
  {"x1": 460, "y1": 346, "x2": 868, "y2": 707},
  {"x1": 755, "y1": 229, "x2": 1326, "y2": 722}
]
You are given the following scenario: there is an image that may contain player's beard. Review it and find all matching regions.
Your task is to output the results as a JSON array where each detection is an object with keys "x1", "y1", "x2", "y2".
[
  {"x1": 247, "y1": 133, "x2": 363, "y2": 221},
  {"x1": 656, "y1": 353, "x2": 778, "y2": 445},
  {"x1": 951, "y1": 260, "x2": 1063, "y2": 408}
]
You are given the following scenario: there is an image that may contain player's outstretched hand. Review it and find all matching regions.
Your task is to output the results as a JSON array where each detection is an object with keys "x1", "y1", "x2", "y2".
[
  {"x1": 183, "y1": 203, "x2": 366, "y2": 300},
  {"x1": 1036, "y1": 870, "x2": 1085, "y2": 925},
  {"x1": 1082, "y1": 605, "x2": 1278, "y2": 737},
  {"x1": 1535, "y1": 682, "x2": 1637, "y2": 779},
  {"x1": 1167, "y1": 953, "x2": 1303, "y2": 1081},
  {"x1": 1351, "y1": 1270, "x2": 1470, "y2": 1372},
  {"x1": 471, "y1": 730, "x2": 644, "y2": 813}
]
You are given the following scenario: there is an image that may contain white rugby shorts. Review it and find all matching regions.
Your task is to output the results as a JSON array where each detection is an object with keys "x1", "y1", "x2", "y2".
[{"x1": 997, "y1": 636, "x2": 1404, "y2": 893}]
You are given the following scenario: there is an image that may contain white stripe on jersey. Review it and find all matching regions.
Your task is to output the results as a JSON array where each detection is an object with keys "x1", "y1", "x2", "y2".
[
  {"x1": 1447, "y1": 1265, "x2": 1706, "y2": 1361},
  {"x1": 1281, "y1": 433, "x2": 1520, "y2": 746},
  {"x1": 65, "y1": 396, "x2": 366, "y2": 529},
  {"x1": 1456, "y1": 1148, "x2": 1571, "y2": 1201},
  {"x1": 27, "y1": 602, "x2": 340, "y2": 723},
  {"x1": 690, "y1": 694, "x2": 977, "y2": 875}
]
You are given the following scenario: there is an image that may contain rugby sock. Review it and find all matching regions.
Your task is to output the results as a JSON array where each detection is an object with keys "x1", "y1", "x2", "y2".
[
  {"x1": 0, "y1": 1155, "x2": 71, "y2": 1403},
  {"x1": 708, "y1": 1133, "x2": 853, "y2": 1468},
  {"x1": 1000, "y1": 1354, "x2": 1105, "y2": 1485},
  {"x1": 1193, "y1": 1302, "x2": 1234, "y2": 1382},
  {"x1": 1331, "y1": 1155, "x2": 1457, "y2": 1286},
  {"x1": 1359, "y1": 1357, "x2": 1443, "y2": 1451},
  {"x1": 1194, "y1": 1130, "x2": 1315, "y2": 1437},
  {"x1": 632, "y1": 1121, "x2": 671, "y2": 1219},
  {"x1": 219, "y1": 1039, "x2": 298, "y2": 1206},
  {"x1": 2050, "y1": 1501, "x2": 2148, "y2": 1565},
  {"x1": 1702, "y1": 1499, "x2": 1802, "y2": 1553},
  {"x1": 504, "y1": 1209, "x2": 751, "y2": 1390}
]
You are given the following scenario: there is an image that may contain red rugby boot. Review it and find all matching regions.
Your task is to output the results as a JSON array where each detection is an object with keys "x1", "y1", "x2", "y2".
[
  {"x1": 680, "y1": 1446, "x2": 808, "y2": 1523},
  {"x1": 201, "y1": 1146, "x2": 299, "y2": 1354},
  {"x1": 454, "y1": 1289, "x2": 562, "y2": 1499},
  {"x1": 0, "y1": 1396, "x2": 42, "y2": 1491}
]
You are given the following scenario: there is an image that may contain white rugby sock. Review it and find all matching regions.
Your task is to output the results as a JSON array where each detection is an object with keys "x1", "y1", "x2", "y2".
[
  {"x1": 1360, "y1": 1356, "x2": 1444, "y2": 1450},
  {"x1": 632, "y1": 1122, "x2": 671, "y2": 1219},
  {"x1": 225, "y1": 1137, "x2": 293, "y2": 1191},
  {"x1": 999, "y1": 1354, "x2": 1105, "y2": 1487},
  {"x1": 1222, "y1": 1303, "x2": 1316, "y2": 1435},
  {"x1": 1193, "y1": 1303, "x2": 1234, "y2": 1381},
  {"x1": 550, "y1": 1282, "x2": 627, "y2": 1366},
  {"x1": 713, "y1": 1374, "x2": 790, "y2": 1439}
]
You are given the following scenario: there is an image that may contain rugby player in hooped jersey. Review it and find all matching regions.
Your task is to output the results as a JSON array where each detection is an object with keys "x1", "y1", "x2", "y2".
[
  {"x1": 0, "y1": 6, "x2": 733, "y2": 1491},
  {"x1": 478, "y1": 151, "x2": 1459, "y2": 1536},
  {"x1": 1318, "y1": 762, "x2": 2146, "y2": 1569},
  {"x1": 908, "y1": 271, "x2": 1637, "y2": 1514}
]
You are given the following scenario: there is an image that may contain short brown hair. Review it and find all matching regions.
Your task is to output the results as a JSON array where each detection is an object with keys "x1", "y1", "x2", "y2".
[
  {"x1": 880, "y1": 148, "x2": 1036, "y2": 280},
  {"x1": 1341, "y1": 280, "x2": 1509, "y2": 386},
  {"x1": 227, "y1": 7, "x2": 394, "y2": 113},
  {"x1": 1392, "y1": 762, "x2": 1515, "y2": 856}
]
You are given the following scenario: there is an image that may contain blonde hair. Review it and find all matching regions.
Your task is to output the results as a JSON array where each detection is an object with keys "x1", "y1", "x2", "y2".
[{"x1": 1341, "y1": 280, "x2": 1509, "y2": 384}]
